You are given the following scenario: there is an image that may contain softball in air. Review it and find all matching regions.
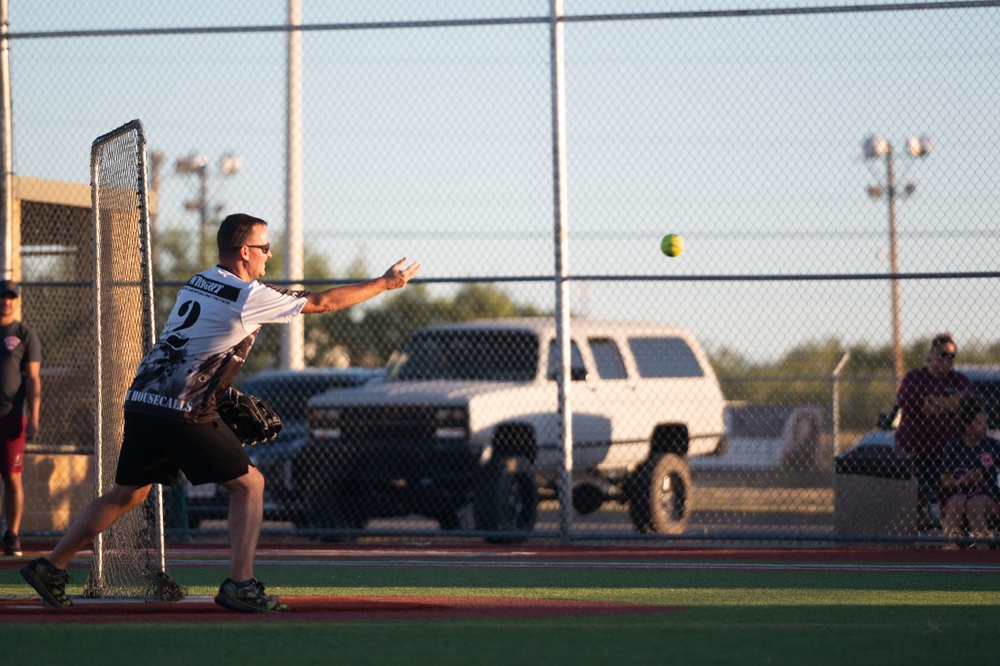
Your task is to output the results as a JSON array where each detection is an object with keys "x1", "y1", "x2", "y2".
[{"x1": 661, "y1": 234, "x2": 684, "y2": 257}]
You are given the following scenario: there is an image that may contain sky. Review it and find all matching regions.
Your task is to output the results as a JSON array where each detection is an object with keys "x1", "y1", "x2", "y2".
[{"x1": 7, "y1": 1, "x2": 1000, "y2": 363}]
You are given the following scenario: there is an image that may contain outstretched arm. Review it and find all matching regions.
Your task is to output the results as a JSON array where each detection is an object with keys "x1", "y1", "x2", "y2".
[{"x1": 300, "y1": 258, "x2": 422, "y2": 314}]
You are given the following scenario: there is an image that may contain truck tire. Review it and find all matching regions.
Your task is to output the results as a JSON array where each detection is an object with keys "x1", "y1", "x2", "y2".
[
  {"x1": 474, "y1": 455, "x2": 538, "y2": 544},
  {"x1": 627, "y1": 453, "x2": 692, "y2": 535}
]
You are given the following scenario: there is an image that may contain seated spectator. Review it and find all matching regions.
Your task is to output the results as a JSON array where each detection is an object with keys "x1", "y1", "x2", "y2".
[
  {"x1": 939, "y1": 396, "x2": 1000, "y2": 548},
  {"x1": 896, "y1": 333, "x2": 971, "y2": 529}
]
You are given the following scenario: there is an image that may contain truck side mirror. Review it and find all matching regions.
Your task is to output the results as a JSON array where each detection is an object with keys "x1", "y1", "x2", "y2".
[{"x1": 876, "y1": 404, "x2": 900, "y2": 430}]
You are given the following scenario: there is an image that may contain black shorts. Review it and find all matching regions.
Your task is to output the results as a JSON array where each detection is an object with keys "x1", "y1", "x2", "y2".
[{"x1": 115, "y1": 411, "x2": 252, "y2": 487}]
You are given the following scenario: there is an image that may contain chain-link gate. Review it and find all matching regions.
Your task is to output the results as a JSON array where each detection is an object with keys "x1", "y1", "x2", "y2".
[{"x1": 7, "y1": 2, "x2": 1000, "y2": 548}]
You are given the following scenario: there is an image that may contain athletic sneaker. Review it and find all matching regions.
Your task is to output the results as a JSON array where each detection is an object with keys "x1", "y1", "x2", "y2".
[
  {"x1": 214, "y1": 578, "x2": 290, "y2": 613},
  {"x1": 20, "y1": 557, "x2": 73, "y2": 607},
  {"x1": 2, "y1": 530, "x2": 21, "y2": 556}
]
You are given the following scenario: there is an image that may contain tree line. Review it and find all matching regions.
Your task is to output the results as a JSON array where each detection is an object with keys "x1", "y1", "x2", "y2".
[{"x1": 154, "y1": 232, "x2": 1000, "y2": 431}]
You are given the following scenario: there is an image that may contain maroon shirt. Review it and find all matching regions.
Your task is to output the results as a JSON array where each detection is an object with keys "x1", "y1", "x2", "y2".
[{"x1": 895, "y1": 366, "x2": 972, "y2": 460}]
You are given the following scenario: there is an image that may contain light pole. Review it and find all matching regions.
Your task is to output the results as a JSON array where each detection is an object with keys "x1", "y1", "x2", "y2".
[
  {"x1": 863, "y1": 133, "x2": 931, "y2": 390},
  {"x1": 175, "y1": 152, "x2": 243, "y2": 268}
]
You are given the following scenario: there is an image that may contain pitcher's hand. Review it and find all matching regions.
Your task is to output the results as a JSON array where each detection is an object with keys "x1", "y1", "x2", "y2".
[{"x1": 383, "y1": 258, "x2": 422, "y2": 290}]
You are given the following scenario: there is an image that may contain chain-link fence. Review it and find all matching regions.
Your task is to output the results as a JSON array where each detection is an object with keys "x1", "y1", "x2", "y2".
[{"x1": 8, "y1": 1, "x2": 1000, "y2": 547}]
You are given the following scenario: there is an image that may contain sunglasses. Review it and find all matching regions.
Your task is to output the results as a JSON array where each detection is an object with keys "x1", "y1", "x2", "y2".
[
  {"x1": 237, "y1": 243, "x2": 270, "y2": 254},
  {"x1": 937, "y1": 351, "x2": 956, "y2": 360}
]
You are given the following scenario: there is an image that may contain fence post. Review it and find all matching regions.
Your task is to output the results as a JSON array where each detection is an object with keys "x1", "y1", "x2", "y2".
[{"x1": 831, "y1": 351, "x2": 851, "y2": 456}]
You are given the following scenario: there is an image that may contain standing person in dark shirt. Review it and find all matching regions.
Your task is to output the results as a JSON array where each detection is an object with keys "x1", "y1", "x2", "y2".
[
  {"x1": 895, "y1": 333, "x2": 972, "y2": 526},
  {"x1": 939, "y1": 396, "x2": 1000, "y2": 548},
  {"x1": 21, "y1": 213, "x2": 421, "y2": 611},
  {"x1": 0, "y1": 280, "x2": 42, "y2": 558}
]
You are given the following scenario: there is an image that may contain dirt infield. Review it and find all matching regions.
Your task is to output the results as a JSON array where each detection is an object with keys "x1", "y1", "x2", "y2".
[{"x1": 0, "y1": 594, "x2": 680, "y2": 624}]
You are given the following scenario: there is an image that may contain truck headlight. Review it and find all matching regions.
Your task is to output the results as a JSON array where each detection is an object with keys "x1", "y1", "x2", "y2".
[
  {"x1": 434, "y1": 407, "x2": 468, "y2": 439},
  {"x1": 309, "y1": 407, "x2": 342, "y2": 440}
]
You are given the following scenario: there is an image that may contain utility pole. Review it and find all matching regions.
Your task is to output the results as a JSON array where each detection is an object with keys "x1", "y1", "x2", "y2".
[
  {"x1": 176, "y1": 152, "x2": 242, "y2": 268},
  {"x1": 863, "y1": 134, "x2": 932, "y2": 391}
]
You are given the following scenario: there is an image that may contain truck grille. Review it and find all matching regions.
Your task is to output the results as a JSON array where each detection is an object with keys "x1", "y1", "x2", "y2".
[
  {"x1": 316, "y1": 405, "x2": 473, "y2": 482},
  {"x1": 341, "y1": 405, "x2": 441, "y2": 444}
]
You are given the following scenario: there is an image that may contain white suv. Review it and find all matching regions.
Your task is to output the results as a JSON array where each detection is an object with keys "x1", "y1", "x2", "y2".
[{"x1": 298, "y1": 318, "x2": 728, "y2": 540}]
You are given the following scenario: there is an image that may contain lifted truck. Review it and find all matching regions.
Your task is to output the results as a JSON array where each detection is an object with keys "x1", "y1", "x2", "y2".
[{"x1": 296, "y1": 318, "x2": 728, "y2": 541}]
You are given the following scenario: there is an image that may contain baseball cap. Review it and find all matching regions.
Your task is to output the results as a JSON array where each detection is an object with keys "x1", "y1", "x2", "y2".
[{"x1": 0, "y1": 280, "x2": 19, "y2": 298}]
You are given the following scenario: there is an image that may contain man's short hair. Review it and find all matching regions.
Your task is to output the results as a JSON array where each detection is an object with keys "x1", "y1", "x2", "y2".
[
  {"x1": 930, "y1": 332, "x2": 956, "y2": 351},
  {"x1": 217, "y1": 214, "x2": 267, "y2": 256}
]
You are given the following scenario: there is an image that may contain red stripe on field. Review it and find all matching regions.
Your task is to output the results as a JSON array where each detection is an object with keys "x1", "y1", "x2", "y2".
[{"x1": 4, "y1": 544, "x2": 999, "y2": 573}]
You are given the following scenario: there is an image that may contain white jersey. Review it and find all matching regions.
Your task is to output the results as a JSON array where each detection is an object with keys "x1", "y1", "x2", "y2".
[{"x1": 125, "y1": 265, "x2": 307, "y2": 422}]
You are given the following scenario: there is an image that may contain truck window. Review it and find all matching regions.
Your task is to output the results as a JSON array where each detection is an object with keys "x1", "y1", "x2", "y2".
[
  {"x1": 547, "y1": 340, "x2": 587, "y2": 381},
  {"x1": 589, "y1": 338, "x2": 627, "y2": 380},
  {"x1": 628, "y1": 337, "x2": 705, "y2": 378}
]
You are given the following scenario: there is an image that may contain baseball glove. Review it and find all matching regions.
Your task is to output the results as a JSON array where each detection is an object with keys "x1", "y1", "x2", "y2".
[{"x1": 217, "y1": 387, "x2": 283, "y2": 446}]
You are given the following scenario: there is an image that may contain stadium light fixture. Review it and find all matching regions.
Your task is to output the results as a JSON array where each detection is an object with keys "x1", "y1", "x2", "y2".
[{"x1": 175, "y1": 151, "x2": 242, "y2": 267}]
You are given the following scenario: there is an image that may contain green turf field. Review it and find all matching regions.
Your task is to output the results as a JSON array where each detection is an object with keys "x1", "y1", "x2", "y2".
[{"x1": 2, "y1": 559, "x2": 999, "y2": 665}]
